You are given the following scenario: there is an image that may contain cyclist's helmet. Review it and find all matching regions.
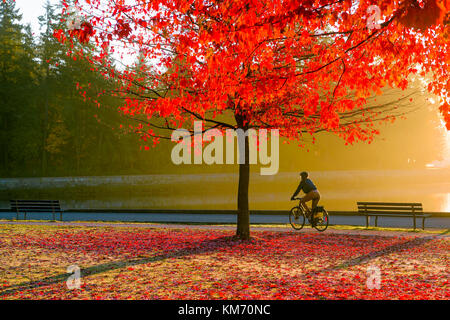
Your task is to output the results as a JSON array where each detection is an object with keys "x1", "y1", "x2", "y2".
[{"x1": 300, "y1": 171, "x2": 308, "y2": 178}]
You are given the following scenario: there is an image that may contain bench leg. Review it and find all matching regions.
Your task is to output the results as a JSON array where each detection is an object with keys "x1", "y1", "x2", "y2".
[
  {"x1": 24, "y1": 212, "x2": 26, "y2": 220},
  {"x1": 413, "y1": 216, "x2": 416, "y2": 231},
  {"x1": 375, "y1": 216, "x2": 378, "y2": 227},
  {"x1": 60, "y1": 212, "x2": 63, "y2": 221},
  {"x1": 366, "y1": 215, "x2": 369, "y2": 228},
  {"x1": 422, "y1": 218, "x2": 425, "y2": 230}
]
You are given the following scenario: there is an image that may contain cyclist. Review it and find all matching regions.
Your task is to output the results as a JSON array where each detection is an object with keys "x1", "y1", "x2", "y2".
[{"x1": 290, "y1": 171, "x2": 321, "y2": 217}]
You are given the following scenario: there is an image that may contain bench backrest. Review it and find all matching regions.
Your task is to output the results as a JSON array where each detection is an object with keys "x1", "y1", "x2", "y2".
[
  {"x1": 357, "y1": 202, "x2": 423, "y2": 215},
  {"x1": 10, "y1": 200, "x2": 61, "y2": 213}
]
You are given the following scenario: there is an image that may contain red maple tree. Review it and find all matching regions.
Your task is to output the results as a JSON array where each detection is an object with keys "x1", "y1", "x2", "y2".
[{"x1": 58, "y1": 0, "x2": 449, "y2": 239}]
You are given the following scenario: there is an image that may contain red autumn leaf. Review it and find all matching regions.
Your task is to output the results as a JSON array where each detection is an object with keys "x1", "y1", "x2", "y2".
[
  {"x1": 114, "y1": 21, "x2": 132, "y2": 38},
  {"x1": 398, "y1": 0, "x2": 449, "y2": 30},
  {"x1": 67, "y1": 21, "x2": 94, "y2": 44},
  {"x1": 53, "y1": 29, "x2": 66, "y2": 43}
]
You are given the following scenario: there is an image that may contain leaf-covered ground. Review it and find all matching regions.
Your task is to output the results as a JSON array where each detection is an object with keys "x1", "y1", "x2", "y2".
[{"x1": 0, "y1": 224, "x2": 448, "y2": 300}]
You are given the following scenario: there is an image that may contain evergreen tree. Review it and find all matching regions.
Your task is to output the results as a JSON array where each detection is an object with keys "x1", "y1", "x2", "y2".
[{"x1": 0, "y1": 0, "x2": 40, "y2": 176}]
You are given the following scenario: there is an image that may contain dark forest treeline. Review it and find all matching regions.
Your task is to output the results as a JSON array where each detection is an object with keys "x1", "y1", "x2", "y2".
[{"x1": 0, "y1": 0, "x2": 177, "y2": 178}]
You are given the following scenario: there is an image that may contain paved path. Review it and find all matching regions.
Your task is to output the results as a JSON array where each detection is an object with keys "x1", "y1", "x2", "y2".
[
  {"x1": 1, "y1": 211, "x2": 449, "y2": 229},
  {"x1": 0, "y1": 220, "x2": 448, "y2": 239}
]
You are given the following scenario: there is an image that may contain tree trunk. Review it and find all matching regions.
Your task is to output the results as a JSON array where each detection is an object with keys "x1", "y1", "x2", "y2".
[
  {"x1": 41, "y1": 91, "x2": 48, "y2": 176},
  {"x1": 3, "y1": 116, "x2": 8, "y2": 172},
  {"x1": 41, "y1": 64, "x2": 50, "y2": 177},
  {"x1": 236, "y1": 131, "x2": 250, "y2": 240}
]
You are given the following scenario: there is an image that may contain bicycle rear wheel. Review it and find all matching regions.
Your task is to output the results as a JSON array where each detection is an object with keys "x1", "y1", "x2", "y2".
[
  {"x1": 313, "y1": 208, "x2": 329, "y2": 232},
  {"x1": 289, "y1": 206, "x2": 306, "y2": 230}
]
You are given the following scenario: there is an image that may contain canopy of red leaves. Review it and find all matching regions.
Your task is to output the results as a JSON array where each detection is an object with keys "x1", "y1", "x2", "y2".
[{"x1": 58, "y1": 0, "x2": 450, "y2": 145}]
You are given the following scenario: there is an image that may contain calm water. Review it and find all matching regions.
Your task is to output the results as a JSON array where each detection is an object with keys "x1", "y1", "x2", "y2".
[{"x1": 1, "y1": 169, "x2": 449, "y2": 212}]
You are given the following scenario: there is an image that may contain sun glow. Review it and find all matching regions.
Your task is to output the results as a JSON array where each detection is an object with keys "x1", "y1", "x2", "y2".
[
  {"x1": 442, "y1": 194, "x2": 450, "y2": 213},
  {"x1": 425, "y1": 118, "x2": 450, "y2": 169}
]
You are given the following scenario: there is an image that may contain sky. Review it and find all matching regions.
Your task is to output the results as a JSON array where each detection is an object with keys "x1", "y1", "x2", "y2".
[{"x1": 15, "y1": 0, "x2": 60, "y2": 36}]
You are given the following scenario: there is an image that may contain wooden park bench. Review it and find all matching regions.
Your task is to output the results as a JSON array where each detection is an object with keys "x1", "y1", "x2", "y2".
[
  {"x1": 357, "y1": 202, "x2": 431, "y2": 230},
  {"x1": 10, "y1": 200, "x2": 63, "y2": 221}
]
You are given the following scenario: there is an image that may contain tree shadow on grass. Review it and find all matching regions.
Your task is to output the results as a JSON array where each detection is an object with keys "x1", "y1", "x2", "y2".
[
  {"x1": 0, "y1": 235, "x2": 245, "y2": 297},
  {"x1": 313, "y1": 235, "x2": 440, "y2": 274},
  {"x1": 253, "y1": 232, "x2": 441, "y2": 276}
]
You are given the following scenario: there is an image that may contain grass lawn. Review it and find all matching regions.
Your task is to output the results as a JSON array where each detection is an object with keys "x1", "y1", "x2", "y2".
[{"x1": 0, "y1": 223, "x2": 448, "y2": 300}]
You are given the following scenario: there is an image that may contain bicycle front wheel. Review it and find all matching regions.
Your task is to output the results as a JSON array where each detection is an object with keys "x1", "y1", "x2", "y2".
[
  {"x1": 289, "y1": 206, "x2": 306, "y2": 230},
  {"x1": 313, "y1": 208, "x2": 329, "y2": 232}
]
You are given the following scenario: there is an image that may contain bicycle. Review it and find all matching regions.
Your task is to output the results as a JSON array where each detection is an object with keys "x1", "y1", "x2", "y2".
[{"x1": 289, "y1": 197, "x2": 329, "y2": 232}]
